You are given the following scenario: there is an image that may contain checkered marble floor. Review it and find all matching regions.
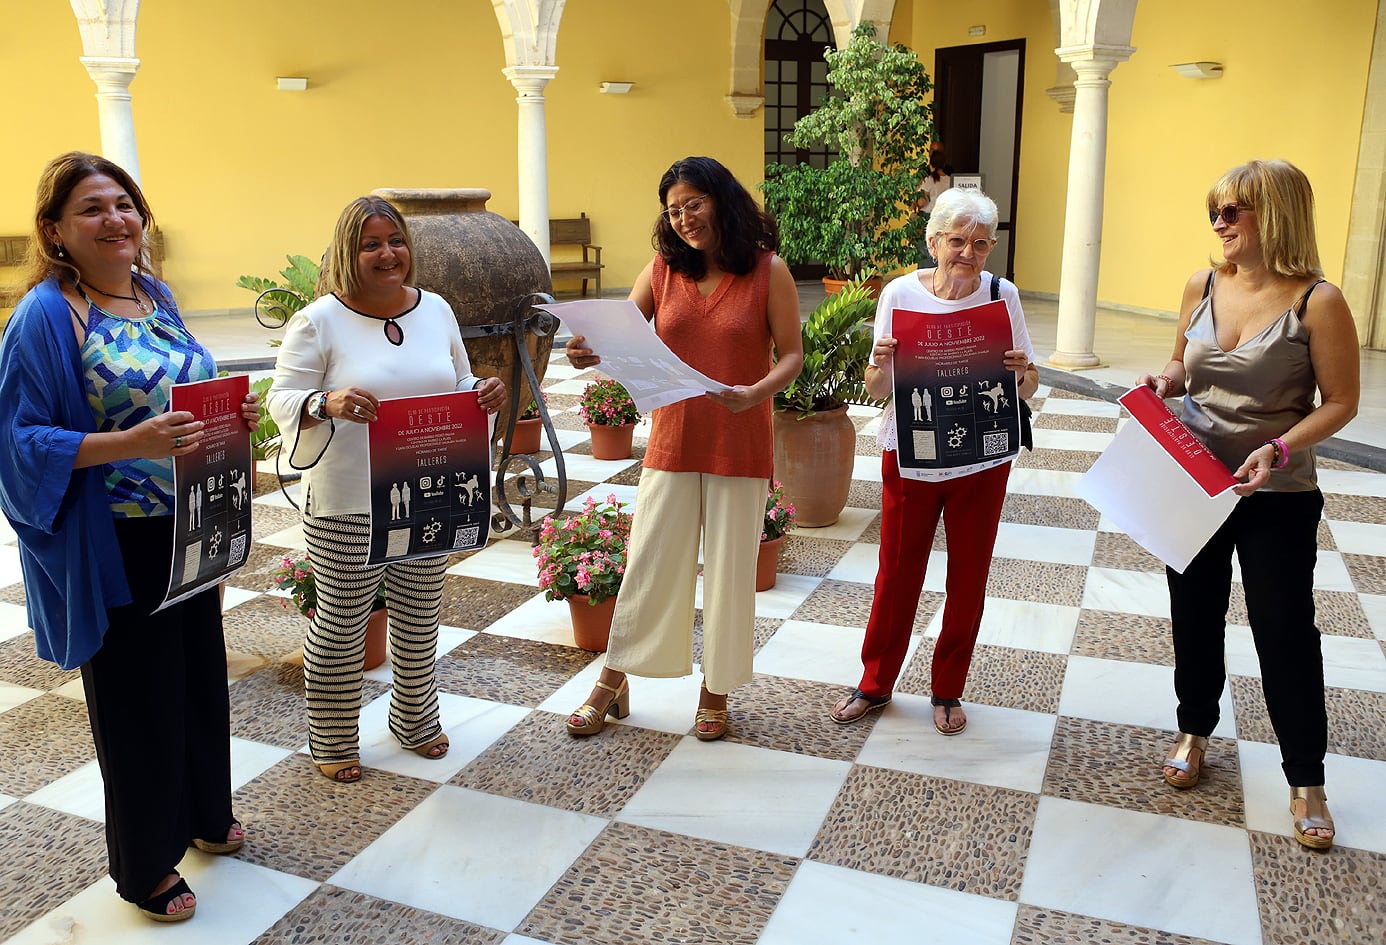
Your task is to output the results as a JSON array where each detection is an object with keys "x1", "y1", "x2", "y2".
[{"x1": 1, "y1": 353, "x2": 1384, "y2": 945}]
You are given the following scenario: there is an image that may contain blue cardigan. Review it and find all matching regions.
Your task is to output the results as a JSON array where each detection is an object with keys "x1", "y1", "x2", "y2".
[{"x1": 0, "y1": 276, "x2": 184, "y2": 669}]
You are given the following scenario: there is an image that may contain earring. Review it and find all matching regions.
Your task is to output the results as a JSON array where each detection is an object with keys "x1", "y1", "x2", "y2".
[{"x1": 55, "y1": 246, "x2": 65, "y2": 259}]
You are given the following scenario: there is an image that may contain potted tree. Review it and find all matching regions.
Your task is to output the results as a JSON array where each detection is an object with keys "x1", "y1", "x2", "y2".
[
  {"x1": 533, "y1": 495, "x2": 634, "y2": 651},
  {"x1": 773, "y1": 276, "x2": 882, "y2": 526},
  {"x1": 760, "y1": 23, "x2": 933, "y2": 289}
]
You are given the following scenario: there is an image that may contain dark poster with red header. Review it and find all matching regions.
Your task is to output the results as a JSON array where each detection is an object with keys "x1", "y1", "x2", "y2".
[
  {"x1": 366, "y1": 391, "x2": 492, "y2": 564},
  {"x1": 161, "y1": 374, "x2": 252, "y2": 610},
  {"x1": 891, "y1": 300, "x2": 1021, "y2": 473}
]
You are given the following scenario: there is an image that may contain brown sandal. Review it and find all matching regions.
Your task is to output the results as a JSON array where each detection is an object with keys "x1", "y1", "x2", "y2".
[
  {"x1": 1290, "y1": 786, "x2": 1334, "y2": 850},
  {"x1": 409, "y1": 732, "x2": 450, "y2": 758},
  {"x1": 566, "y1": 677, "x2": 630, "y2": 736},
  {"x1": 315, "y1": 759, "x2": 362, "y2": 782}
]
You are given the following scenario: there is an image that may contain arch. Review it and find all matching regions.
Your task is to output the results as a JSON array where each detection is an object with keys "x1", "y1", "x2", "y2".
[{"x1": 490, "y1": 0, "x2": 565, "y2": 68}]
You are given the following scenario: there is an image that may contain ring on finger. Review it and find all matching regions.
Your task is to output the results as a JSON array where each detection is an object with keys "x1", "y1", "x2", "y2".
[
  {"x1": 175, "y1": 435, "x2": 182, "y2": 448},
  {"x1": 353, "y1": 404, "x2": 363, "y2": 417}
]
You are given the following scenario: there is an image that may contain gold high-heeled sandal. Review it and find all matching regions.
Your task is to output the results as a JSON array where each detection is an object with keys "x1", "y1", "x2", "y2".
[
  {"x1": 1290, "y1": 786, "x2": 1334, "y2": 850},
  {"x1": 1162, "y1": 732, "x2": 1208, "y2": 789},
  {"x1": 694, "y1": 684, "x2": 729, "y2": 741},
  {"x1": 566, "y1": 678, "x2": 630, "y2": 736}
]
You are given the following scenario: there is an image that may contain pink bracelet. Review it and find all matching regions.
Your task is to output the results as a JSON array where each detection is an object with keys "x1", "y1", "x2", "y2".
[{"x1": 1266, "y1": 438, "x2": 1289, "y2": 469}]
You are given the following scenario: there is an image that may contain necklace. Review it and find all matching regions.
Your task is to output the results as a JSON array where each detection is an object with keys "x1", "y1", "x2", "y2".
[{"x1": 78, "y1": 277, "x2": 151, "y2": 315}]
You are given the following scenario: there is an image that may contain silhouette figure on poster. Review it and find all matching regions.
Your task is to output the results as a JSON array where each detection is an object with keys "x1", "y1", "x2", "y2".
[
  {"x1": 979, "y1": 381, "x2": 1010, "y2": 414},
  {"x1": 188, "y1": 485, "x2": 198, "y2": 529},
  {"x1": 460, "y1": 473, "x2": 481, "y2": 507},
  {"x1": 401, "y1": 482, "x2": 411, "y2": 517},
  {"x1": 911, "y1": 387, "x2": 933, "y2": 422},
  {"x1": 390, "y1": 482, "x2": 402, "y2": 520}
]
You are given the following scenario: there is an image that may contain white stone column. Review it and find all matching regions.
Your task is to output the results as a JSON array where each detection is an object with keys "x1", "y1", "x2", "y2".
[
  {"x1": 1049, "y1": 50, "x2": 1130, "y2": 369},
  {"x1": 80, "y1": 56, "x2": 142, "y2": 184},
  {"x1": 503, "y1": 65, "x2": 559, "y2": 266}
]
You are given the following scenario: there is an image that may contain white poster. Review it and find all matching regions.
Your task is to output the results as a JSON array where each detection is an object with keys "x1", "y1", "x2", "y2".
[{"x1": 537, "y1": 299, "x2": 731, "y2": 412}]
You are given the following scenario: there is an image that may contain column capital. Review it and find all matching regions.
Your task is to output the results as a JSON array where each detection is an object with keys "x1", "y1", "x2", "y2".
[
  {"x1": 725, "y1": 93, "x2": 764, "y2": 119},
  {"x1": 1055, "y1": 44, "x2": 1135, "y2": 70},
  {"x1": 79, "y1": 56, "x2": 140, "y2": 86},
  {"x1": 502, "y1": 64, "x2": 559, "y2": 98}
]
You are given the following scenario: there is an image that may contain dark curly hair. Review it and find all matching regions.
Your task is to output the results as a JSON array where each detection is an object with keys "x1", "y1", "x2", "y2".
[{"x1": 653, "y1": 156, "x2": 778, "y2": 279}]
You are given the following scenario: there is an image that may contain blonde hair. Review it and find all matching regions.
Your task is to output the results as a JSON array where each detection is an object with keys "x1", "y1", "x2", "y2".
[
  {"x1": 27, "y1": 151, "x2": 155, "y2": 290},
  {"x1": 321, "y1": 196, "x2": 415, "y2": 298},
  {"x1": 1208, "y1": 159, "x2": 1322, "y2": 278}
]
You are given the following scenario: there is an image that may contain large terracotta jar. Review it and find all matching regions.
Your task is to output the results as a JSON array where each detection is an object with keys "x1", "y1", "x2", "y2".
[
  {"x1": 371, "y1": 188, "x2": 553, "y2": 436},
  {"x1": 773, "y1": 405, "x2": 857, "y2": 527}
]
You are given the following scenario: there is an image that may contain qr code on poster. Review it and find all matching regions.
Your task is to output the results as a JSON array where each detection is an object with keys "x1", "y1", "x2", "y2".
[
  {"x1": 229, "y1": 534, "x2": 247, "y2": 566},
  {"x1": 453, "y1": 525, "x2": 480, "y2": 548},
  {"x1": 982, "y1": 431, "x2": 1010, "y2": 456},
  {"x1": 911, "y1": 429, "x2": 937, "y2": 461}
]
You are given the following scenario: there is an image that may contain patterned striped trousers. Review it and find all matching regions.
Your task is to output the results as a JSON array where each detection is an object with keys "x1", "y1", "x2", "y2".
[{"x1": 302, "y1": 513, "x2": 448, "y2": 763}]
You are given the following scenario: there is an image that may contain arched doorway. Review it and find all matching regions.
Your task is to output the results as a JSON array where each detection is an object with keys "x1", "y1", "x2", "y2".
[{"x1": 764, "y1": 0, "x2": 835, "y2": 277}]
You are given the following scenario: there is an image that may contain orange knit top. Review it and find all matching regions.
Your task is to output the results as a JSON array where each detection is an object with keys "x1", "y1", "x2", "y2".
[{"x1": 642, "y1": 251, "x2": 775, "y2": 478}]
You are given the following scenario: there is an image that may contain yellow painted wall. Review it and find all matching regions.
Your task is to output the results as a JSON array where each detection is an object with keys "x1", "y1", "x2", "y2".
[
  {"x1": 1, "y1": 0, "x2": 1376, "y2": 319},
  {"x1": 0, "y1": 0, "x2": 755, "y2": 313}
]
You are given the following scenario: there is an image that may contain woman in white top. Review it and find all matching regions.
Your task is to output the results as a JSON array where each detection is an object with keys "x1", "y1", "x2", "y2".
[
  {"x1": 830, "y1": 188, "x2": 1038, "y2": 734},
  {"x1": 268, "y1": 196, "x2": 506, "y2": 782}
]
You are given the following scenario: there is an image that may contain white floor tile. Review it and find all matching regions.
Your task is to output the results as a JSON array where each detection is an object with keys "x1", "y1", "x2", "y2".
[
  {"x1": 1005, "y1": 467, "x2": 1084, "y2": 499},
  {"x1": 49, "y1": 678, "x2": 86, "y2": 701},
  {"x1": 0, "y1": 543, "x2": 24, "y2": 588},
  {"x1": 1326, "y1": 519, "x2": 1386, "y2": 555},
  {"x1": 1309, "y1": 550, "x2": 1356, "y2": 592},
  {"x1": 969, "y1": 598, "x2": 1080, "y2": 654},
  {"x1": 992, "y1": 522, "x2": 1096, "y2": 566},
  {"x1": 1361, "y1": 592, "x2": 1386, "y2": 641},
  {"x1": 0, "y1": 680, "x2": 43, "y2": 715},
  {"x1": 1080, "y1": 567, "x2": 1171, "y2": 617},
  {"x1": 759, "y1": 859, "x2": 1017, "y2": 945},
  {"x1": 825, "y1": 542, "x2": 880, "y2": 583},
  {"x1": 752, "y1": 619, "x2": 876, "y2": 688},
  {"x1": 540, "y1": 452, "x2": 642, "y2": 485},
  {"x1": 1239, "y1": 742, "x2": 1386, "y2": 855},
  {"x1": 0, "y1": 601, "x2": 31, "y2": 642},
  {"x1": 229, "y1": 736, "x2": 294, "y2": 792},
  {"x1": 1317, "y1": 469, "x2": 1386, "y2": 498},
  {"x1": 0, "y1": 792, "x2": 17, "y2": 813},
  {"x1": 1031, "y1": 428, "x2": 1113, "y2": 453},
  {"x1": 538, "y1": 661, "x2": 705, "y2": 736},
  {"x1": 24, "y1": 760, "x2": 104, "y2": 821},
  {"x1": 858, "y1": 695, "x2": 1056, "y2": 793},
  {"x1": 1020, "y1": 796, "x2": 1263, "y2": 945},
  {"x1": 851, "y1": 454, "x2": 884, "y2": 482},
  {"x1": 257, "y1": 521, "x2": 307, "y2": 549},
  {"x1": 220, "y1": 585, "x2": 261, "y2": 611},
  {"x1": 751, "y1": 572, "x2": 822, "y2": 619},
  {"x1": 566, "y1": 482, "x2": 639, "y2": 510},
  {"x1": 469, "y1": 592, "x2": 572, "y2": 644},
  {"x1": 616, "y1": 738, "x2": 851, "y2": 858},
  {"x1": 1037, "y1": 398, "x2": 1120, "y2": 417},
  {"x1": 1057, "y1": 655, "x2": 1237, "y2": 738},
  {"x1": 3, "y1": 856, "x2": 318, "y2": 945},
  {"x1": 330, "y1": 786, "x2": 604, "y2": 930},
  {"x1": 354, "y1": 691, "x2": 528, "y2": 781},
  {"x1": 793, "y1": 505, "x2": 878, "y2": 542},
  {"x1": 1320, "y1": 633, "x2": 1386, "y2": 692},
  {"x1": 446, "y1": 538, "x2": 541, "y2": 585}
]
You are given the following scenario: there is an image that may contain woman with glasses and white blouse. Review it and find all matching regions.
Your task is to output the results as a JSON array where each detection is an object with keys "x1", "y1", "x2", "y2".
[
  {"x1": 829, "y1": 188, "x2": 1038, "y2": 736},
  {"x1": 1138, "y1": 160, "x2": 1359, "y2": 850},
  {"x1": 563, "y1": 156, "x2": 803, "y2": 741}
]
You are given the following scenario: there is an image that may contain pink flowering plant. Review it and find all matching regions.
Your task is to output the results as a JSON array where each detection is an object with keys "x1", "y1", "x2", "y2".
[
  {"x1": 578, "y1": 376, "x2": 640, "y2": 427},
  {"x1": 533, "y1": 494, "x2": 633, "y2": 605},
  {"x1": 763, "y1": 479, "x2": 797, "y2": 542},
  {"x1": 273, "y1": 553, "x2": 385, "y2": 619},
  {"x1": 518, "y1": 394, "x2": 544, "y2": 420}
]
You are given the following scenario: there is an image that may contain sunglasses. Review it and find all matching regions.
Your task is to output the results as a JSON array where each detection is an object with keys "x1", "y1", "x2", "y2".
[{"x1": 1208, "y1": 204, "x2": 1249, "y2": 226}]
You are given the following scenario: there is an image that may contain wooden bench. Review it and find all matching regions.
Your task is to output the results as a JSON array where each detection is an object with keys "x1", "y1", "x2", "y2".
[{"x1": 547, "y1": 214, "x2": 603, "y2": 297}]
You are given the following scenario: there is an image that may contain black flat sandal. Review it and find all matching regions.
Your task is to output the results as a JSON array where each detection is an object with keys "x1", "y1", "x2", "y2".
[
  {"x1": 932, "y1": 696, "x2": 967, "y2": 735},
  {"x1": 137, "y1": 875, "x2": 196, "y2": 923},
  {"x1": 830, "y1": 688, "x2": 892, "y2": 725}
]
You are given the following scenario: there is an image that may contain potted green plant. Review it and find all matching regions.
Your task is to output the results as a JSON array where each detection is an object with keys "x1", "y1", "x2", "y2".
[
  {"x1": 578, "y1": 376, "x2": 641, "y2": 460},
  {"x1": 760, "y1": 23, "x2": 933, "y2": 286},
  {"x1": 532, "y1": 495, "x2": 634, "y2": 650},
  {"x1": 273, "y1": 553, "x2": 389, "y2": 670},
  {"x1": 773, "y1": 276, "x2": 883, "y2": 526},
  {"x1": 757, "y1": 479, "x2": 798, "y2": 592},
  {"x1": 236, "y1": 255, "x2": 319, "y2": 329}
]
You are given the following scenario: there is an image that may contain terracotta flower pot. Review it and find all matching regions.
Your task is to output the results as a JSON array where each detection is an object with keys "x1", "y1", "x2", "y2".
[
  {"x1": 756, "y1": 535, "x2": 786, "y2": 591},
  {"x1": 772, "y1": 405, "x2": 857, "y2": 526},
  {"x1": 566, "y1": 594, "x2": 617, "y2": 651},
  {"x1": 511, "y1": 416, "x2": 543, "y2": 454},
  {"x1": 364, "y1": 607, "x2": 389, "y2": 671},
  {"x1": 588, "y1": 422, "x2": 635, "y2": 460},
  {"x1": 823, "y1": 276, "x2": 884, "y2": 299}
]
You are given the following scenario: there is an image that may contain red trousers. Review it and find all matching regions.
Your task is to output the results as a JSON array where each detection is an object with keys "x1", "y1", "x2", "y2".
[{"x1": 857, "y1": 452, "x2": 1011, "y2": 699}]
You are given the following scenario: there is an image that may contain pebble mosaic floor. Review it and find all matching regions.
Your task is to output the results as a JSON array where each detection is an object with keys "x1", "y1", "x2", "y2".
[{"x1": 0, "y1": 351, "x2": 1384, "y2": 945}]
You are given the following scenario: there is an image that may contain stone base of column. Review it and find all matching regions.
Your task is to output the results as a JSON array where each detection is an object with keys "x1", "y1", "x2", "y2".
[{"x1": 1045, "y1": 350, "x2": 1106, "y2": 370}]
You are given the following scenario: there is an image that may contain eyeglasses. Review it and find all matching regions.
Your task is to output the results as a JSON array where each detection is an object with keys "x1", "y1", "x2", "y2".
[
  {"x1": 1208, "y1": 204, "x2": 1249, "y2": 226},
  {"x1": 663, "y1": 195, "x2": 709, "y2": 222},
  {"x1": 942, "y1": 235, "x2": 996, "y2": 254}
]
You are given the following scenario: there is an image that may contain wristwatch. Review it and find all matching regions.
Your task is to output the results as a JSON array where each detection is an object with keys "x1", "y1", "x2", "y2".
[{"x1": 307, "y1": 390, "x2": 331, "y2": 421}]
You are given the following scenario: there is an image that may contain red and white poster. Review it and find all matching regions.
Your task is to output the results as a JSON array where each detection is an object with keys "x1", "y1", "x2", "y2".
[
  {"x1": 891, "y1": 300, "x2": 1022, "y2": 476},
  {"x1": 366, "y1": 390, "x2": 492, "y2": 564},
  {"x1": 1076, "y1": 386, "x2": 1241, "y2": 573},
  {"x1": 161, "y1": 375, "x2": 252, "y2": 610}
]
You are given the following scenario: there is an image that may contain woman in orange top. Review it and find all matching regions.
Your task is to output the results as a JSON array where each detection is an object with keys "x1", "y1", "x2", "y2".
[{"x1": 564, "y1": 156, "x2": 803, "y2": 740}]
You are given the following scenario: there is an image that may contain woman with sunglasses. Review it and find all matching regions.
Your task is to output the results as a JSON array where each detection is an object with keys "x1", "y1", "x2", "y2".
[
  {"x1": 828, "y1": 187, "x2": 1038, "y2": 734},
  {"x1": 563, "y1": 156, "x2": 803, "y2": 740},
  {"x1": 1138, "y1": 159, "x2": 1359, "y2": 850}
]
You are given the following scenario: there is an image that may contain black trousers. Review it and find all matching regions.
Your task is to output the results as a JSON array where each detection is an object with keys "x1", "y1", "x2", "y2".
[
  {"x1": 79, "y1": 515, "x2": 233, "y2": 902},
  {"x1": 1166, "y1": 489, "x2": 1327, "y2": 786}
]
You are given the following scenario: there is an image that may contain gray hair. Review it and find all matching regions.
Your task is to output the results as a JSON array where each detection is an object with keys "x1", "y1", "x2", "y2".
[{"x1": 925, "y1": 188, "x2": 1000, "y2": 243}]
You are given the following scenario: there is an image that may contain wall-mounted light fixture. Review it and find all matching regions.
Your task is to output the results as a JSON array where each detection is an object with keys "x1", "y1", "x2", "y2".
[
  {"x1": 967, "y1": 25, "x2": 986, "y2": 37},
  {"x1": 1170, "y1": 62, "x2": 1223, "y2": 79},
  {"x1": 599, "y1": 81, "x2": 634, "y2": 95},
  {"x1": 276, "y1": 77, "x2": 309, "y2": 92}
]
